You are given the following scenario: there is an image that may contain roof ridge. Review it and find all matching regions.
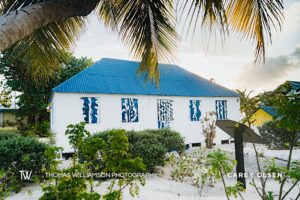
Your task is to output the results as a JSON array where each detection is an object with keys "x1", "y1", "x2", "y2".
[{"x1": 53, "y1": 58, "x2": 239, "y2": 97}]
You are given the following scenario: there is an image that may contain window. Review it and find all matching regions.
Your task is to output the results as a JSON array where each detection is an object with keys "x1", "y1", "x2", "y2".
[
  {"x1": 121, "y1": 98, "x2": 139, "y2": 122},
  {"x1": 215, "y1": 100, "x2": 227, "y2": 120},
  {"x1": 189, "y1": 100, "x2": 201, "y2": 121},
  {"x1": 157, "y1": 99, "x2": 174, "y2": 128},
  {"x1": 81, "y1": 97, "x2": 99, "y2": 124}
]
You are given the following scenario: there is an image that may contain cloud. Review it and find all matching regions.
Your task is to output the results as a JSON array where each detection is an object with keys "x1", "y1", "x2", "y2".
[{"x1": 234, "y1": 46, "x2": 300, "y2": 91}]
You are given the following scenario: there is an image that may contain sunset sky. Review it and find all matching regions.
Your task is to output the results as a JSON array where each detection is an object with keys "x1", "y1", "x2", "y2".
[{"x1": 74, "y1": 0, "x2": 300, "y2": 94}]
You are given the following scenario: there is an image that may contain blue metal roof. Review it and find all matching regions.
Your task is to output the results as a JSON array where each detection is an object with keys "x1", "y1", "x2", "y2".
[
  {"x1": 260, "y1": 106, "x2": 277, "y2": 117},
  {"x1": 53, "y1": 58, "x2": 239, "y2": 97},
  {"x1": 289, "y1": 81, "x2": 300, "y2": 91}
]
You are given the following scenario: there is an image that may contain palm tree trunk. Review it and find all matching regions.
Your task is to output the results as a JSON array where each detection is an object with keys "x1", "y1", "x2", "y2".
[{"x1": 0, "y1": 0, "x2": 99, "y2": 51}]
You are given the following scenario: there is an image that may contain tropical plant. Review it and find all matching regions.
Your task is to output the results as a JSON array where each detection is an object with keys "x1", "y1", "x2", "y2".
[
  {"x1": 0, "y1": 0, "x2": 284, "y2": 84},
  {"x1": 258, "y1": 121, "x2": 291, "y2": 149},
  {"x1": 236, "y1": 89, "x2": 259, "y2": 126},
  {"x1": 201, "y1": 111, "x2": 216, "y2": 148},
  {"x1": 41, "y1": 124, "x2": 146, "y2": 200},
  {"x1": 92, "y1": 129, "x2": 185, "y2": 172},
  {"x1": 170, "y1": 148, "x2": 215, "y2": 196},
  {"x1": 237, "y1": 89, "x2": 270, "y2": 199},
  {"x1": 0, "y1": 135, "x2": 53, "y2": 195},
  {"x1": 207, "y1": 149, "x2": 237, "y2": 200},
  {"x1": 259, "y1": 82, "x2": 300, "y2": 199},
  {"x1": 0, "y1": 52, "x2": 92, "y2": 126}
]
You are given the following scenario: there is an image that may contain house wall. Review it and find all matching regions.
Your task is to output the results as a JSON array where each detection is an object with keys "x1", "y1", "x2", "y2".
[
  {"x1": 51, "y1": 93, "x2": 241, "y2": 152},
  {"x1": 3, "y1": 112, "x2": 17, "y2": 122},
  {"x1": 250, "y1": 109, "x2": 273, "y2": 127}
]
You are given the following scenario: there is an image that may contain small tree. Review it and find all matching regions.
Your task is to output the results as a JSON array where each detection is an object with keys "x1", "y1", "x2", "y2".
[
  {"x1": 201, "y1": 112, "x2": 216, "y2": 148},
  {"x1": 258, "y1": 121, "x2": 291, "y2": 149},
  {"x1": 261, "y1": 83, "x2": 300, "y2": 199},
  {"x1": 41, "y1": 124, "x2": 146, "y2": 200}
]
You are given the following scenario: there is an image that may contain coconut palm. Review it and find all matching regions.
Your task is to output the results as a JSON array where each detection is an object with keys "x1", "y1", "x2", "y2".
[{"x1": 0, "y1": 0, "x2": 284, "y2": 83}]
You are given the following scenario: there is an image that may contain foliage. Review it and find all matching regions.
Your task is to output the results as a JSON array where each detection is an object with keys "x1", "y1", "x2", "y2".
[
  {"x1": 201, "y1": 112, "x2": 216, "y2": 148},
  {"x1": 40, "y1": 166, "x2": 101, "y2": 200},
  {"x1": 0, "y1": 120, "x2": 16, "y2": 128},
  {"x1": 236, "y1": 89, "x2": 259, "y2": 126},
  {"x1": 139, "y1": 129, "x2": 185, "y2": 153},
  {"x1": 0, "y1": 131, "x2": 19, "y2": 141},
  {"x1": 41, "y1": 124, "x2": 146, "y2": 200},
  {"x1": 264, "y1": 158, "x2": 285, "y2": 182},
  {"x1": 126, "y1": 131, "x2": 166, "y2": 172},
  {"x1": 258, "y1": 121, "x2": 291, "y2": 149},
  {"x1": 0, "y1": 53, "x2": 93, "y2": 126},
  {"x1": 207, "y1": 149, "x2": 236, "y2": 179},
  {"x1": 93, "y1": 129, "x2": 184, "y2": 172},
  {"x1": 288, "y1": 160, "x2": 300, "y2": 181},
  {"x1": 259, "y1": 81, "x2": 300, "y2": 131},
  {"x1": 0, "y1": 135, "x2": 51, "y2": 194},
  {"x1": 24, "y1": 121, "x2": 51, "y2": 137},
  {"x1": 170, "y1": 148, "x2": 215, "y2": 196},
  {"x1": 66, "y1": 122, "x2": 90, "y2": 153},
  {"x1": 225, "y1": 182, "x2": 245, "y2": 199},
  {"x1": 170, "y1": 155, "x2": 196, "y2": 182},
  {"x1": 259, "y1": 81, "x2": 300, "y2": 199},
  {"x1": 170, "y1": 149, "x2": 243, "y2": 199},
  {"x1": 207, "y1": 149, "x2": 237, "y2": 200},
  {"x1": 0, "y1": 0, "x2": 284, "y2": 84}
]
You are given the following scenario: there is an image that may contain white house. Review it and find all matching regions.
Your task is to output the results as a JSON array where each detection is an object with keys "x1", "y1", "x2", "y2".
[{"x1": 51, "y1": 58, "x2": 241, "y2": 153}]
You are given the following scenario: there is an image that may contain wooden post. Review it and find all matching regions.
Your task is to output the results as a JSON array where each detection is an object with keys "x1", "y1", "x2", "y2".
[{"x1": 234, "y1": 126, "x2": 246, "y2": 189}]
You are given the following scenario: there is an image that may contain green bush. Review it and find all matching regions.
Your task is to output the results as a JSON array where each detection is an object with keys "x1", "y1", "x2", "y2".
[
  {"x1": 0, "y1": 131, "x2": 19, "y2": 141},
  {"x1": 0, "y1": 136, "x2": 51, "y2": 192},
  {"x1": 258, "y1": 121, "x2": 293, "y2": 149},
  {"x1": 140, "y1": 129, "x2": 185, "y2": 153},
  {"x1": 92, "y1": 129, "x2": 185, "y2": 172},
  {"x1": 126, "y1": 130, "x2": 166, "y2": 172},
  {"x1": 25, "y1": 121, "x2": 51, "y2": 137},
  {"x1": 41, "y1": 124, "x2": 145, "y2": 200}
]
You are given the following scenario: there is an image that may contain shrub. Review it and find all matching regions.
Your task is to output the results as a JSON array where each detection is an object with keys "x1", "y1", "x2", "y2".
[
  {"x1": 25, "y1": 121, "x2": 51, "y2": 137},
  {"x1": 41, "y1": 124, "x2": 145, "y2": 200},
  {"x1": 0, "y1": 136, "x2": 51, "y2": 192},
  {"x1": 0, "y1": 131, "x2": 19, "y2": 141},
  {"x1": 258, "y1": 121, "x2": 292, "y2": 149},
  {"x1": 127, "y1": 130, "x2": 166, "y2": 172},
  {"x1": 1, "y1": 120, "x2": 16, "y2": 127},
  {"x1": 140, "y1": 129, "x2": 185, "y2": 153},
  {"x1": 93, "y1": 129, "x2": 185, "y2": 172}
]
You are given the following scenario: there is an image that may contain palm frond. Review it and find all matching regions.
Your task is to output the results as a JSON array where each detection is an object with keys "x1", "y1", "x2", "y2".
[
  {"x1": 104, "y1": 0, "x2": 178, "y2": 85},
  {"x1": 6, "y1": 17, "x2": 87, "y2": 81},
  {"x1": 226, "y1": 0, "x2": 284, "y2": 62},
  {"x1": 177, "y1": 0, "x2": 228, "y2": 38},
  {"x1": 96, "y1": 0, "x2": 118, "y2": 30},
  {"x1": 0, "y1": 0, "x2": 43, "y2": 14}
]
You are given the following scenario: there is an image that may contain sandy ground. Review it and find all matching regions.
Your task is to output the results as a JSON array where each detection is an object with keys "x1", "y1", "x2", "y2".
[{"x1": 6, "y1": 144, "x2": 300, "y2": 200}]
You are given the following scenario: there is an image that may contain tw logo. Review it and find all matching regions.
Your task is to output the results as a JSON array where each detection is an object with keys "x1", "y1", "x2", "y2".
[{"x1": 19, "y1": 170, "x2": 32, "y2": 180}]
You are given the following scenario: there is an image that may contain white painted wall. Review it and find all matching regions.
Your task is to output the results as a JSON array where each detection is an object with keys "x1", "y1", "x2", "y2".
[{"x1": 51, "y1": 92, "x2": 241, "y2": 152}]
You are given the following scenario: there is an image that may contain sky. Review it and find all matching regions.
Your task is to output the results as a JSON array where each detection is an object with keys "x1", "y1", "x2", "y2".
[{"x1": 74, "y1": 0, "x2": 300, "y2": 94}]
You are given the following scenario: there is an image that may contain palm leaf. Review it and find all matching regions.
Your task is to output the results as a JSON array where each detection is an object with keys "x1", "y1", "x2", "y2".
[
  {"x1": 177, "y1": 0, "x2": 228, "y2": 39},
  {"x1": 178, "y1": 0, "x2": 283, "y2": 62},
  {"x1": 97, "y1": 0, "x2": 178, "y2": 85},
  {"x1": 6, "y1": 17, "x2": 87, "y2": 81},
  {"x1": 226, "y1": 0, "x2": 284, "y2": 62}
]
